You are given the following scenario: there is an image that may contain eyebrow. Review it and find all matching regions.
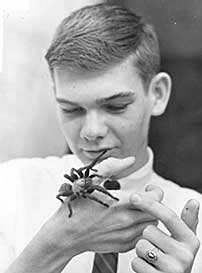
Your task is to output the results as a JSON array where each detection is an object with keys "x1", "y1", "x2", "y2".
[
  {"x1": 55, "y1": 97, "x2": 79, "y2": 106},
  {"x1": 56, "y1": 91, "x2": 135, "y2": 106},
  {"x1": 96, "y1": 92, "x2": 135, "y2": 104}
]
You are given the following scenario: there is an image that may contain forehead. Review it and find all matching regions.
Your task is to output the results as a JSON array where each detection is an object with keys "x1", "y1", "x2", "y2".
[{"x1": 54, "y1": 58, "x2": 145, "y2": 102}]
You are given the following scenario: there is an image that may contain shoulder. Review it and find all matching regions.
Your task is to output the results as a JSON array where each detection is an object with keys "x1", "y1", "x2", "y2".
[
  {"x1": 0, "y1": 154, "x2": 82, "y2": 231},
  {"x1": 0, "y1": 154, "x2": 82, "y2": 207}
]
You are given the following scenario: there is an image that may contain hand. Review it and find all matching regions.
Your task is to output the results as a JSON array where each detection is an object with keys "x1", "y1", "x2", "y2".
[
  {"x1": 4, "y1": 159, "x2": 163, "y2": 273},
  {"x1": 131, "y1": 185, "x2": 200, "y2": 273},
  {"x1": 7, "y1": 156, "x2": 146, "y2": 273},
  {"x1": 42, "y1": 157, "x2": 163, "y2": 257}
]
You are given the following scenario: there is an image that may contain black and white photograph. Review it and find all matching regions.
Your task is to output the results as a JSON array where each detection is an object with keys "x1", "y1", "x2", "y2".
[{"x1": 0, "y1": 1, "x2": 202, "y2": 272}]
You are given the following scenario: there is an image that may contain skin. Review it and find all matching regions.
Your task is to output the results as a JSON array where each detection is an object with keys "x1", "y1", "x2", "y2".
[
  {"x1": 5, "y1": 157, "x2": 163, "y2": 273},
  {"x1": 131, "y1": 186, "x2": 200, "y2": 273},
  {"x1": 53, "y1": 56, "x2": 200, "y2": 273},
  {"x1": 5, "y1": 57, "x2": 200, "y2": 273},
  {"x1": 54, "y1": 57, "x2": 171, "y2": 176}
]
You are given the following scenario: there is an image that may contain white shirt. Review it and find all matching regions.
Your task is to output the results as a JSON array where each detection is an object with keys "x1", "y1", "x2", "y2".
[{"x1": 0, "y1": 148, "x2": 202, "y2": 273}]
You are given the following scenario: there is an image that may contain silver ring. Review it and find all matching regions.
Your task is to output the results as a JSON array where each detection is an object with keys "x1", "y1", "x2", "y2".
[{"x1": 145, "y1": 248, "x2": 159, "y2": 263}]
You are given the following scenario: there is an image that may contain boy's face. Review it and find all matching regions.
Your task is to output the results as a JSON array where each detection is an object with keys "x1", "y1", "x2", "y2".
[{"x1": 54, "y1": 58, "x2": 154, "y2": 173}]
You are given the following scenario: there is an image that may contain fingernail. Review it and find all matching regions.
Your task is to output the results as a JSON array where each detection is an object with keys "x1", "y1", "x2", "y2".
[
  {"x1": 145, "y1": 184, "x2": 153, "y2": 192},
  {"x1": 188, "y1": 199, "x2": 200, "y2": 211},
  {"x1": 131, "y1": 194, "x2": 142, "y2": 203}
]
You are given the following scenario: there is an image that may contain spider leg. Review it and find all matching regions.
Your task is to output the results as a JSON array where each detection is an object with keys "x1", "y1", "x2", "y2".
[
  {"x1": 67, "y1": 194, "x2": 78, "y2": 217},
  {"x1": 56, "y1": 193, "x2": 64, "y2": 203},
  {"x1": 86, "y1": 188, "x2": 94, "y2": 194},
  {"x1": 84, "y1": 167, "x2": 99, "y2": 178},
  {"x1": 56, "y1": 189, "x2": 74, "y2": 203},
  {"x1": 89, "y1": 174, "x2": 105, "y2": 179},
  {"x1": 90, "y1": 149, "x2": 107, "y2": 168},
  {"x1": 84, "y1": 168, "x2": 90, "y2": 177},
  {"x1": 67, "y1": 201, "x2": 73, "y2": 218},
  {"x1": 89, "y1": 185, "x2": 119, "y2": 201},
  {"x1": 64, "y1": 174, "x2": 75, "y2": 183},
  {"x1": 70, "y1": 169, "x2": 79, "y2": 180},
  {"x1": 82, "y1": 193, "x2": 109, "y2": 207},
  {"x1": 83, "y1": 149, "x2": 107, "y2": 177},
  {"x1": 77, "y1": 164, "x2": 97, "y2": 176},
  {"x1": 90, "y1": 167, "x2": 98, "y2": 172},
  {"x1": 71, "y1": 168, "x2": 84, "y2": 178}
]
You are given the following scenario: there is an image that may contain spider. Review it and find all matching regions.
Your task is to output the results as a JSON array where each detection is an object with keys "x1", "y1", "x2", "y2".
[{"x1": 56, "y1": 149, "x2": 120, "y2": 217}]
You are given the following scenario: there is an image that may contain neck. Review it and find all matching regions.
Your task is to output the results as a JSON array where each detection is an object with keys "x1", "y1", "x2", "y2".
[{"x1": 134, "y1": 145, "x2": 149, "y2": 172}]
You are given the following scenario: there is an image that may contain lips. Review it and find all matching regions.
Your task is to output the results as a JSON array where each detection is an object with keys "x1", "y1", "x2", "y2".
[{"x1": 82, "y1": 148, "x2": 111, "y2": 160}]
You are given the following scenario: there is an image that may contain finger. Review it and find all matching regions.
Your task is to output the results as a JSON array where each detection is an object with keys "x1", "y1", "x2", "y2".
[
  {"x1": 181, "y1": 199, "x2": 200, "y2": 234},
  {"x1": 96, "y1": 156, "x2": 135, "y2": 180},
  {"x1": 136, "y1": 238, "x2": 174, "y2": 272},
  {"x1": 142, "y1": 224, "x2": 182, "y2": 254},
  {"x1": 142, "y1": 224, "x2": 200, "y2": 267},
  {"x1": 130, "y1": 193, "x2": 195, "y2": 243},
  {"x1": 129, "y1": 185, "x2": 164, "y2": 209},
  {"x1": 144, "y1": 184, "x2": 164, "y2": 202},
  {"x1": 131, "y1": 257, "x2": 159, "y2": 273},
  {"x1": 117, "y1": 220, "x2": 158, "y2": 253}
]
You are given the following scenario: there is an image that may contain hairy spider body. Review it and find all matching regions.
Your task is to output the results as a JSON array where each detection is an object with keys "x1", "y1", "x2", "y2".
[{"x1": 56, "y1": 150, "x2": 120, "y2": 217}]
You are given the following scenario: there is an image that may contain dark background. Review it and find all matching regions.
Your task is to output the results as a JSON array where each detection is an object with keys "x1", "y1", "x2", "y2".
[{"x1": 123, "y1": 0, "x2": 202, "y2": 193}]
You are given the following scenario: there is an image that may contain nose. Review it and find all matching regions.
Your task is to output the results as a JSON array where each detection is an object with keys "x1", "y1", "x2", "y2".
[{"x1": 80, "y1": 110, "x2": 108, "y2": 141}]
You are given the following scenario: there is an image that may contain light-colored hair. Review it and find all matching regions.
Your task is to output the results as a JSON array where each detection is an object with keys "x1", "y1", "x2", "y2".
[{"x1": 45, "y1": 3, "x2": 160, "y2": 89}]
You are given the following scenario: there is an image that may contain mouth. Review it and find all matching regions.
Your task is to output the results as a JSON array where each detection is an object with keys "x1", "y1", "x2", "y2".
[{"x1": 82, "y1": 148, "x2": 111, "y2": 160}]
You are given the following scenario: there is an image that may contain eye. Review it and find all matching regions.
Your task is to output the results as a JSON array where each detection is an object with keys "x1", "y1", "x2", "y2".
[
  {"x1": 103, "y1": 104, "x2": 129, "y2": 113},
  {"x1": 60, "y1": 107, "x2": 85, "y2": 116}
]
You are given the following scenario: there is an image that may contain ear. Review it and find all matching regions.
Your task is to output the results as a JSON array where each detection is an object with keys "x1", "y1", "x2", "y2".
[{"x1": 148, "y1": 72, "x2": 172, "y2": 116}]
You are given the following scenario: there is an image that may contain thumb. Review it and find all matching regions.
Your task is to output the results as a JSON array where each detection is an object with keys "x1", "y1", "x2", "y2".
[
  {"x1": 96, "y1": 156, "x2": 135, "y2": 180},
  {"x1": 181, "y1": 199, "x2": 200, "y2": 234}
]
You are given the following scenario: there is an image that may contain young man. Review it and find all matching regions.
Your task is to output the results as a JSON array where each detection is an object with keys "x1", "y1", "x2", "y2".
[{"x1": 1, "y1": 3, "x2": 201, "y2": 273}]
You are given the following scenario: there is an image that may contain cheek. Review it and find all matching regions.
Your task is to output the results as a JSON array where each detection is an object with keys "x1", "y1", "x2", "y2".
[
  {"x1": 117, "y1": 113, "x2": 142, "y2": 134},
  {"x1": 58, "y1": 115, "x2": 80, "y2": 143},
  {"x1": 116, "y1": 110, "x2": 150, "y2": 143},
  {"x1": 110, "y1": 118, "x2": 137, "y2": 149}
]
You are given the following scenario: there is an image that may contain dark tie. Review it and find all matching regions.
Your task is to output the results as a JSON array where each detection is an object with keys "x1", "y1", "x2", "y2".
[
  {"x1": 92, "y1": 252, "x2": 118, "y2": 273},
  {"x1": 92, "y1": 179, "x2": 120, "y2": 273}
]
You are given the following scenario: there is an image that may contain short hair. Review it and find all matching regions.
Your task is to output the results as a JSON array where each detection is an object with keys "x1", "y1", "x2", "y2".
[{"x1": 45, "y1": 3, "x2": 160, "y2": 89}]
